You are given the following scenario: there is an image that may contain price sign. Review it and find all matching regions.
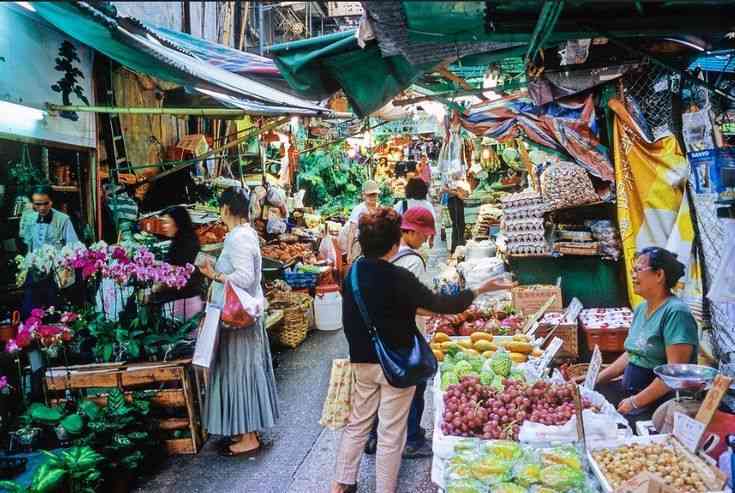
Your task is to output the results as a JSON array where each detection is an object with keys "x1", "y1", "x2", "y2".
[
  {"x1": 583, "y1": 345, "x2": 603, "y2": 390},
  {"x1": 673, "y1": 411, "x2": 706, "y2": 453},
  {"x1": 536, "y1": 337, "x2": 564, "y2": 373},
  {"x1": 571, "y1": 384, "x2": 587, "y2": 449},
  {"x1": 524, "y1": 295, "x2": 557, "y2": 336}
]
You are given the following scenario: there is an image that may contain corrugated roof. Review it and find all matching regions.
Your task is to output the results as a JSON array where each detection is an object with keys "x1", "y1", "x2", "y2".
[{"x1": 361, "y1": 2, "x2": 523, "y2": 66}]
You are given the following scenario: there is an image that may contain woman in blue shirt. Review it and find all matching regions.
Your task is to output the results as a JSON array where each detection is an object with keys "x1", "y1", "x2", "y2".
[{"x1": 597, "y1": 247, "x2": 698, "y2": 422}]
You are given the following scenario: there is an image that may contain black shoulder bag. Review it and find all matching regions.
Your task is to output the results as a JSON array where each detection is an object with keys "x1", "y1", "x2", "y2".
[{"x1": 349, "y1": 259, "x2": 437, "y2": 388}]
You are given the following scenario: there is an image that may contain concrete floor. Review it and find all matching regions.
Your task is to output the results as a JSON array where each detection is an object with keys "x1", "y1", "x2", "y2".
[{"x1": 137, "y1": 243, "x2": 450, "y2": 493}]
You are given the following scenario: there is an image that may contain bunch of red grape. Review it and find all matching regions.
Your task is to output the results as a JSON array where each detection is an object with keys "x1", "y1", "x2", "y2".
[{"x1": 440, "y1": 377, "x2": 593, "y2": 440}]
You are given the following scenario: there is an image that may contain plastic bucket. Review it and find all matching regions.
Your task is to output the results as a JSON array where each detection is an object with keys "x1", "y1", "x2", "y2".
[{"x1": 314, "y1": 287, "x2": 342, "y2": 331}]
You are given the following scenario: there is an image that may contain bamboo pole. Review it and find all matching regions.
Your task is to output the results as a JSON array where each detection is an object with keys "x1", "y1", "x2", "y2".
[{"x1": 47, "y1": 104, "x2": 354, "y2": 119}]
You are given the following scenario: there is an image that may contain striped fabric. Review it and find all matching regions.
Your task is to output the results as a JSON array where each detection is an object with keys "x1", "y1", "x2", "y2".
[
  {"x1": 460, "y1": 93, "x2": 615, "y2": 183},
  {"x1": 108, "y1": 192, "x2": 138, "y2": 225}
]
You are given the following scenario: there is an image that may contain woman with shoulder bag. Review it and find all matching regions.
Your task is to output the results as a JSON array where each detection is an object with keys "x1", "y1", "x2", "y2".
[
  {"x1": 331, "y1": 208, "x2": 515, "y2": 493},
  {"x1": 199, "y1": 187, "x2": 279, "y2": 457}
]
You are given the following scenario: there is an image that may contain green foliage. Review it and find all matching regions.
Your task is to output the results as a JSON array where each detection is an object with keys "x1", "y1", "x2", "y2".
[
  {"x1": 74, "y1": 389, "x2": 160, "y2": 477},
  {"x1": 298, "y1": 148, "x2": 368, "y2": 218},
  {"x1": 0, "y1": 446, "x2": 101, "y2": 493},
  {"x1": 21, "y1": 403, "x2": 64, "y2": 427}
]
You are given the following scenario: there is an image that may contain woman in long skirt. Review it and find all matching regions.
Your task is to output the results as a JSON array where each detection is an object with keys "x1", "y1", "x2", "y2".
[{"x1": 199, "y1": 187, "x2": 279, "y2": 456}]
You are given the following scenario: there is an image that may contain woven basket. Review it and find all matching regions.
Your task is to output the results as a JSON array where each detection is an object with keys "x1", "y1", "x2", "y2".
[
  {"x1": 566, "y1": 363, "x2": 609, "y2": 380},
  {"x1": 269, "y1": 291, "x2": 313, "y2": 348}
]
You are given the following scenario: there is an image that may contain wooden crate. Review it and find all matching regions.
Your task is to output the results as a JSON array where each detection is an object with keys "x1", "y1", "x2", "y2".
[
  {"x1": 536, "y1": 320, "x2": 579, "y2": 359},
  {"x1": 45, "y1": 359, "x2": 205, "y2": 455}
]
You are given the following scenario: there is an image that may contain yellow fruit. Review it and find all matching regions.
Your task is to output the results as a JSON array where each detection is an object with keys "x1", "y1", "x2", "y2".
[
  {"x1": 495, "y1": 340, "x2": 511, "y2": 348},
  {"x1": 441, "y1": 341, "x2": 456, "y2": 351},
  {"x1": 430, "y1": 342, "x2": 442, "y2": 351},
  {"x1": 463, "y1": 348, "x2": 481, "y2": 357},
  {"x1": 532, "y1": 348, "x2": 544, "y2": 357},
  {"x1": 432, "y1": 349, "x2": 444, "y2": 361},
  {"x1": 470, "y1": 332, "x2": 493, "y2": 343},
  {"x1": 433, "y1": 332, "x2": 450, "y2": 343},
  {"x1": 458, "y1": 339, "x2": 474, "y2": 349},
  {"x1": 510, "y1": 352, "x2": 528, "y2": 363},
  {"x1": 482, "y1": 350, "x2": 496, "y2": 359},
  {"x1": 473, "y1": 340, "x2": 497, "y2": 353},
  {"x1": 507, "y1": 342, "x2": 533, "y2": 354},
  {"x1": 513, "y1": 334, "x2": 530, "y2": 342}
]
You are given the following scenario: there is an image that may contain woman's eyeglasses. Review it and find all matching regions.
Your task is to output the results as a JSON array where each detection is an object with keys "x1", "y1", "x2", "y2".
[{"x1": 631, "y1": 266, "x2": 654, "y2": 274}]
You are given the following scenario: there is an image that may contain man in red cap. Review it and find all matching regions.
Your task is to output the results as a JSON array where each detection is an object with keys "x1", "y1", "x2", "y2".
[{"x1": 364, "y1": 206, "x2": 436, "y2": 459}]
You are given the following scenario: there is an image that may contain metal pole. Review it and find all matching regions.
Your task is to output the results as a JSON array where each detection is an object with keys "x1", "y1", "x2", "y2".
[{"x1": 258, "y1": 2, "x2": 265, "y2": 55}]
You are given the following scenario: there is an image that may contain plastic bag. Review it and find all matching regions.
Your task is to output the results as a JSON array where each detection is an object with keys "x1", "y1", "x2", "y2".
[
  {"x1": 318, "y1": 236, "x2": 338, "y2": 265},
  {"x1": 459, "y1": 257, "x2": 505, "y2": 290},
  {"x1": 540, "y1": 161, "x2": 599, "y2": 210}
]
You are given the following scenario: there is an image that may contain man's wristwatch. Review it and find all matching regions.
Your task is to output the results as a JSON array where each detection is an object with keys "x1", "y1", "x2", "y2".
[{"x1": 629, "y1": 396, "x2": 639, "y2": 410}]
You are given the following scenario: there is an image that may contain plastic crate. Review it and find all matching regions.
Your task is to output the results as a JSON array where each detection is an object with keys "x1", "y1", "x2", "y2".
[
  {"x1": 284, "y1": 270, "x2": 319, "y2": 289},
  {"x1": 582, "y1": 326, "x2": 628, "y2": 352}
]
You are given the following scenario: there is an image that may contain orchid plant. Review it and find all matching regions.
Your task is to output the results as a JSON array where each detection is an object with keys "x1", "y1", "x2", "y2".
[
  {"x1": 15, "y1": 244, "x2": 62, "y2": 287},
  {"x1": 4, "y1": 307, "x2": 77, "y2": 358},
  {"x1": 60, "y1": 241, "x2": 194, "y2": 289}
]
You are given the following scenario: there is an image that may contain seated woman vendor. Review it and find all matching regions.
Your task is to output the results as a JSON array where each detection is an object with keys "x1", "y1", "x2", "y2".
[{"x1": 596, "y1": 247, "x2": 698, "y2": 422}]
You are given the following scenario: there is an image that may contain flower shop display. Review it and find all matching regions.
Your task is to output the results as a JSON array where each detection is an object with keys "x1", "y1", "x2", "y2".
[{"x1": 4, "y1": 307, "x2": 77, "y2": 359}]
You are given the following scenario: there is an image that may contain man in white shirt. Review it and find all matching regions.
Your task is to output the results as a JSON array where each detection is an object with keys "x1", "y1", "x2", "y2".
[{"x1": 364, "y1": 206, "x2": 436, "y2": 459}]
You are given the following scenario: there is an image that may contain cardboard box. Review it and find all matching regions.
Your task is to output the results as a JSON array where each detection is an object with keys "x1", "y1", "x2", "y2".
[{"x1": 512, "y1": 284, "x2": 562, "y2": 315}]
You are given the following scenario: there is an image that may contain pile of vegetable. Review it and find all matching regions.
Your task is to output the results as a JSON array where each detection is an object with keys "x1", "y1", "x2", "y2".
[
  {"x1": 298, "y1": 149, "x2": 393, "y2": 218},
  {"x1": 427, "y1": 305, "x2": 524, "y2": 338},
  {"x1": 592, "y1": 441, "x2": 709, "y2": 492},
  {"x1": 441, "y1": 376, "x2": 594, "y2": 441},
  {"x1": 444, "y1": 440, "x2": 589, "y2": 492},
  {"x1": 261, "y1": 242, "x2": 315, "y2": 264}
]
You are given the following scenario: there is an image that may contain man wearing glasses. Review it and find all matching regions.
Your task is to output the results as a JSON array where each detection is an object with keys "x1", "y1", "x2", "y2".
[{"x1": 18, "y1": 185, "x2": 79, "y2": 316}]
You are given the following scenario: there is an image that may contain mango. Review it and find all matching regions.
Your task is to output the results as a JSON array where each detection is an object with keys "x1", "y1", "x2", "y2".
[
  {"x1": 510, "y1": 352, "x2": 528, "y2": 363},
  {"x1": 432, "y1": 349, "x2": 444, "y2": 361},
  {"x1": 482, "y1": 350, "x2": 496, "y2": 359},
  {"x1": 513, "y1": 333, "x2": 531, "y2": 342},
  {"x1": 463, "y1": 348, "x2": 481, "y2": 357},
  {"x1": 430, "y1": 342, "x2": 442, "y2": 351},
  {"x1": 532, "y1": 348, "x2": 544, "y2": 358},
  {"x1": 433, "y1": 332, "x2": 450, "y2": 343},
  {"x1": 458, "y1": 339, "x2": 474, "y2": 349},
  {"x1": 507, "y1": 342, "x2": 534, "y2": 354},
  {"x1": 473, "y1": 340, "x2": 497, "y2": 353},
  {"x1": 470, "y1": 332, "x2": 493, "y2": 343},
  {"x1": 441, "y1": 341, "x2": 456, "y2": 351}
]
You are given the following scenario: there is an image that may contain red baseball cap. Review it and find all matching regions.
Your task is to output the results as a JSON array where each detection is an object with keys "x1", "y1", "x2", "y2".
[{"x1": 401, "y1": 206, "x2": 435, "y2": 236}]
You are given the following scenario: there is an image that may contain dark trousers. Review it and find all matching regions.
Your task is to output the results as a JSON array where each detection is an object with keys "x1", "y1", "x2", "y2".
[
  {"x1": 21, "y1": 277, "x2": 59, "y2": 319},
  {"x1": 369, "y1": 381, "x2": 427, "y2": 448},
  {"x1": 597, "y1": 363, "x2": 671, "y2": 428},
  {"x1": 447, "y1": 196, "x2": 465, "y2": 253}
]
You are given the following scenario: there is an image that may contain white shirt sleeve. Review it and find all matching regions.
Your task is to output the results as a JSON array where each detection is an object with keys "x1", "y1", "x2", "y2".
[{"x1": 222, "y1": 228, "x2": 258, "y2": 290}]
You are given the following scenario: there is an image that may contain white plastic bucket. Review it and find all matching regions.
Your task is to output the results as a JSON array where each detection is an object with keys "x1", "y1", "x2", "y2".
[{"x1": 314, "y1": 290, "x2": 343, "y2": 331}]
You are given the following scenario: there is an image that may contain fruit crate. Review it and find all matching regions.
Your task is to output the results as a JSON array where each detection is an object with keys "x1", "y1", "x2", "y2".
[
  {"x1": 44, "y1": 359, "x2": 205, "y2": 455},
  {"x1": 535, "y1": 320, "x2": 579, "y2": 359},
  {"x1": 582, "y1": 326, "x2": 628, "y2": 352}
]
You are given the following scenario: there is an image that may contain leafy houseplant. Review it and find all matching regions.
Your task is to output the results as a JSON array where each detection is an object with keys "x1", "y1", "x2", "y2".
[
  {"x1": 74, "y1": 389, "x2": 162, "y2": 483},
  {"x1": 0, "y1": 446, "x2": 102, "y2": 493}
]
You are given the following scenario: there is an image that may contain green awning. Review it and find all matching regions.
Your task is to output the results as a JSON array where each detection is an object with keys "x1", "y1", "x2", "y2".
[
  {"x1": 33, "y1": 1, "x2": 328, "y2": 115},
  {"x1": 271, "y1": 31, "x2": 433, "y2": 118}
]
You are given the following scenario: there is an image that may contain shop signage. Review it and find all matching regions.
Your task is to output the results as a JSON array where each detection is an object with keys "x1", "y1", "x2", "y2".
[
  {"x1": 372, "y1": 115, "x2": 441, "y2": 137},
  {"x1": 0, "y1": 5, "x2": 95, "y2": 147},
  {"x1": 326, "y1": 2, "x2": 363, "y2": 17}
]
